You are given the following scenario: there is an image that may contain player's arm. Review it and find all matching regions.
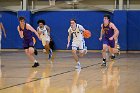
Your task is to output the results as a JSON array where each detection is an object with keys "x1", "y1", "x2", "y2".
[
  {"x1": 99, "y1": 24, "x2": 104, "y2": 41},
  {"x1": 17, "y1": 26, "x2": 23, "y2": 38},
  {"x1": 45, "y1": 25, "x2": 51, "y2": 36},
  {"x1": 79, "y1": 25, "x2": 85, "y2": 32},
  {"x1": 67, "y1": 31, "x2": 71, "y2": 44},
  {"x1": 26, "y1": 24, "x2": 41, "y2": 40},
  {"x1": 67, "y1": 29, "x2": 71, "y2": 48},
  {"x1": 110, "y1": 23, "x2": 119, "y2": 40},
  {"x1": 37, "y1": 27, "x2": 41, "y2": 37},
  {"x1": 1, "y1": 23, "x2": 6, "y2": 38},
  {"x1": 78, "y1": 24, "x2": 86, "y2": 38}
]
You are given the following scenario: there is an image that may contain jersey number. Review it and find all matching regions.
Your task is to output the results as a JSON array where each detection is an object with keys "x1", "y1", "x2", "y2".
[
  {"x1": 105, "y1": 31, "x2": 108, "y2": 34},
  {"x1": 73, "y1": 32, "x2": 77, "y2": 37}
]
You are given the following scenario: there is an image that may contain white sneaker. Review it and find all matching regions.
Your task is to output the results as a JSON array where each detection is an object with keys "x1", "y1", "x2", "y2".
[{"x1": 75, "y1": 62, "x2": 81, "y2": 69}]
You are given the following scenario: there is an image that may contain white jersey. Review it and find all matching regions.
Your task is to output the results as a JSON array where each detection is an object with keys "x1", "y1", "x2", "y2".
[
  {"x1": 68, "y1": 24, "x2": 85, "y2": 42},
  {"x1": 37, "y1": 25, "x2": 49, "y2": 37}
]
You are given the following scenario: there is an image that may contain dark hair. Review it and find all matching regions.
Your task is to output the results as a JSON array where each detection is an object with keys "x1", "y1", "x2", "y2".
[
  {"x1": 37, "y1": 19, "x2": 45, "y2": 25},
  {"x1": 104, "y1": 14, "x2": 110, "y2": 20},
  {"x1": 70, "y1": 19, "x2": 76, "y2": 23},
  {"x1": 18, "y1": 16, "x2": 25, "y2": 21}
]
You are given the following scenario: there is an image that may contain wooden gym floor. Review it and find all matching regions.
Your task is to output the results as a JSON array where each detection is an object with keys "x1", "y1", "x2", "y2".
[{"x1": 0, "y1": 51, "x2": 140, "y2": 93}]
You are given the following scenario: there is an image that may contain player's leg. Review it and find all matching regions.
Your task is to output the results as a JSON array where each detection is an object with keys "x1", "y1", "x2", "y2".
[
  {"x1": 108, "y1": 39, "x2": 115, "y2": 60},
  {"x1": 108, "y1": 46, "x2": 115, "y2": 59},
  {"x1": 42, "y1": 36, "x2": 50, "y2": 53},
  {"x1": 114, "y1": 39, "x2": 120, "y2": 55},
  {"x1": 72, "y1": 42, "x2": 80, "y2": 68},
  {"x1": 44, "y1": 41, "x2": 50, "y2": 53},
  {"x1": 29, "y1": 47, "x2": 39, "y2": 67},
  {"x1": 24, "y1": 48, "x2": 39, "y2": 67},
  {"x1": 72, "y1": 49, "x2": 79, "y2": 63},
  {"x1": 101, "y1": 44, "x2": 108, "y2": 66},
  {"x1": 101, "y1": 38, "x2": 109, "y2": 66},
  {"x1": 79, "y1": 40, "x2": 87, "y2": 57},
  {"x1": 43, "y1": 36, "x2": 53, "y2": 59},
  {"x1": 24, "y1": 39, "x2": 39, "y2": 67},
  {"x1": 25, "y1": 48, "x2": 33, "y2": 62},
  {"x1": 45, "y1": 41, "x2": 53, "y2": 59},
  {"x1": 32, "y1": 37, "x2": 38, "y2": 55}
]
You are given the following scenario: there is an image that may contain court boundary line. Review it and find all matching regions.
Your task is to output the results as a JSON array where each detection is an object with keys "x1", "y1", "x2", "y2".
[
  {"x1": 0, "y1": 62, "x2": 101, "y2": 91},
  {"x1": 0, "y1": 51, "x2": 121, "y2": 91}
]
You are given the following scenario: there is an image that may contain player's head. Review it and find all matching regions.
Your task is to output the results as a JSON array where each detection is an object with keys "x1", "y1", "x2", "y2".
[
  {"x1": 103, "y1": 14, "x2": 110, "y2": 24},
  {"x1": 18, "y1": 16, "x2": 25, "y2": 25},
  {"x1": 37, "y1": 20, "x2": 45, "y2": 28},
  {"x1": 70, "y1": 19, "x2": 76, "y2": 28}
]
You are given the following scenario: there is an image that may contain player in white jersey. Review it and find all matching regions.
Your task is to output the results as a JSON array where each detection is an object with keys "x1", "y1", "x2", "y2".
[
  {"x1": 0, "y1": 22, "x2": 6, "y2": 49},
  {"x1": 67, "y1": 19, "x2": 87, "y2": 69},
  {"x1": 37, "y1": 20, "x2": 52, "y2": 59}
]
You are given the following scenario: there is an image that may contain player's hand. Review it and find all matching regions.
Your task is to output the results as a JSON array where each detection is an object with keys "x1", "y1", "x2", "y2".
[
  {"x1": 99, "y1": 37, "x2": 102, "y2": 41},
  {"x1": 109, "y1": 37, "x2": 114, "y2": 40},
  {"x1": 67, "y1": 43, "x2": 69, "y2": 49}
]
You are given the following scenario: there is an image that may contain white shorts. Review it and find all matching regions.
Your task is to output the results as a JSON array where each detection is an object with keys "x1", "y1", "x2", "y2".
[
  {"x1": 72, "y1": 40, "x2": 85, "y2": 50},
  {"x1": 40, "y1": 35, "x2": 50, "y2": 46}
]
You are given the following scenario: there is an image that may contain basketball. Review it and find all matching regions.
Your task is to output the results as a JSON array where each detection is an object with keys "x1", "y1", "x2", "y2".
[{"x1": 83, "y1": 30, "x2": 91, "y2": 38}]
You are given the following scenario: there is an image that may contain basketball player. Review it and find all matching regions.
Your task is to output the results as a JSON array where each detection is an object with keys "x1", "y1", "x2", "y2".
[
  {"x1": 67, "y1": 19, "x2": 87, "y2": 69},
  {"x1": 0, "y1": 22, "x2": 6, "y2": 49},
  {"x1": 114, "y1": 35, "x2": 120, "y2": 55},
  {"x1": 37, "y1": 20, "x2": 53, "y2": 59},
  {"x1": 17, "y1": 17, "x2": 41, "y2": 67},
  {"x1": 99, "y1": 14, "x2": 119, "y2": 66}
]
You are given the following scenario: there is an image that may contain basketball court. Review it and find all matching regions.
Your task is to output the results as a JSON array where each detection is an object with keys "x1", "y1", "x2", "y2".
[
  {"x1": 0, "y1": 51, "x2": 140, "y2": 93},
  {"x1": 0, "y1": 0, "x2": 140, "y2": 93}
]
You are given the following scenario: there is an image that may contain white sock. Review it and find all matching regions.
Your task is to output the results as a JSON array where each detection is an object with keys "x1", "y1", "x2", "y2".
[
  {"x1": 103, "y1": 61, "x2": 106, "y2": 63},
  {"x1": 112, "y1": 54, "x2": 115, "y2": 56},
  {"x1": 50, "y1": 49, "x2": 52, "y2": 52},
  {"x1": 34, "y1": 60, "x2": 38, "y2": 63},
  {"x1": 103, "y1": 58, "x2": 106, "y2": 63},
  {"x1": 77, "y1": 61, "x2": 80, "y2": 65}
]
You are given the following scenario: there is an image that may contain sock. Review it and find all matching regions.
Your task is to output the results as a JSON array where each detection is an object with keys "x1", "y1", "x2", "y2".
[
  {"x1": 112, "y1": 54, "x2": 115, "y2": 56},
  {"x1": 77, "y1": 61, "x2": 80, "y2": 65},
  {"x1": 103, "y1": 58, "x2": 106, "y2": 63},
  {"x1": 84, "y1": 46, "x2": 87, "y2": 50},
  {"x1": 34, "y1": 60, "x2": 38, "y2": 63}
]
